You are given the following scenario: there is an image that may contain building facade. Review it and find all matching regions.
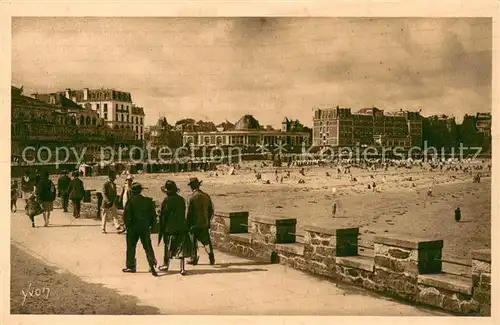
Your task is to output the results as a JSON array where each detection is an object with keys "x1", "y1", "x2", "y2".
[
  {"x1": 36, "y1": 88, "x2": 146, "y2": 140},
  {"x1": 475, "y1": 112, "x2": 491, "y2": 136},
  {"x1": 145, "y1": 117, "x2": 183, "y2": 150},
  {"x1": 313, "y1": 106, "x2": 423, "y2": 147},
  {"x1": 12, "y1": 86, "x2": 138, "y2": 163},
  {"x1": 182, "y1": 115, "x2": 310, "y2": 148}
]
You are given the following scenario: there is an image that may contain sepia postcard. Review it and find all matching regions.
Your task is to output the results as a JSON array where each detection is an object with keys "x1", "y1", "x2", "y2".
[{"x1": 1, "y1": 1, "x2": 498, "y2": 325}]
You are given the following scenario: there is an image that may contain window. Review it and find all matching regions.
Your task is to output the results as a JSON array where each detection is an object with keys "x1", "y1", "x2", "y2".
[
  {"x1": 136, "y1": 126, "x2": 139, "y2": 132},
  {"x1": 121, "y1": 104, "x2": 124, "y2": 110},
  {"x1": 121, "y1": 115, "x2": 124, "y2": 122},
  {"x1": 116, "y1": 104, "x2": 118, "y2": 109},
  {"x1": 126, "y1": 106, "x2": 129, "y2": 111},
  {"x1": 104, "y1": 103, "x2": 108, "y2": 111},
  {"x1": 97, "y1": 104, "x2": 100, "y2": 109},
  {"x1": 136, "y1": 116, "x2": 138, "y2": 124},
  {"x1": 140, "y1": 118, "x2": 143, "y2": 124},
  {"x1": 126, "y1": 115, "x2": 129, "y2": 122},
  {"x1": 140, "y1": 126, "x2": 143, "y2": 133}
]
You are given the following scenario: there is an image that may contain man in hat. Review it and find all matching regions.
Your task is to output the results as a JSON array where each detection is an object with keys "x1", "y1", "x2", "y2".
[
  {"x1": 68, "y1": 171, "x2": 85, "y2": 219},
  {"x1": 122, "y1": 182, "x2": 158, "y2": 276},
  {"x1": 57, "y1": 170, "x2": 71, "y2": 212},
  {"x1": 102, "y1": 170, "x2": 125, "y2": 234},
  {"x1": 186, "y1": 177, "x2": 215, "y2": 266}
]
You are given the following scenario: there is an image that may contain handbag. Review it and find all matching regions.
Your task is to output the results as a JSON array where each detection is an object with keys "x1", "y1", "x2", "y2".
[{"x1": 26, "y1": 199, "x2": 44, "y2": 218}]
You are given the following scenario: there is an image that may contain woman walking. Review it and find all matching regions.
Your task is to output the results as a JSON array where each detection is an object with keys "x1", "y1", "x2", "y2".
[
  {"x1": 36, "y1": 170, "x2": 57, "y2": 227},
  {"x1": 158, "y1": 180, "x2": 192, "y2": 275},
  {"x1": 20, "y1": 171, "x2": 35, "y2": 208}
]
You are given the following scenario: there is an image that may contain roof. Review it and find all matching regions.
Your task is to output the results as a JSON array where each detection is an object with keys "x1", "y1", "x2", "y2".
[
  {"x1": 54, "y1": 88, "x2": 133, "y2": 103},
  {"x1": 131, "y1": 106, "x2": 145, "y2": 116},
  {"x1": 216, "y1": 120, "x2": 235, "y2": 131},
  {"x1": 33, "y1": 93, "x2": 82, "y2": 109},
  {"x1": 12, "y1": 86, "x2": 61, "y2": 110},
  {"x1": 234, "y1": 114, "x2": 260, "y2": 131}
]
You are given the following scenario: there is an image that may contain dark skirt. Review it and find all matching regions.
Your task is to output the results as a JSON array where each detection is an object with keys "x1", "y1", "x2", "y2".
[{"x1": 164, "y1": 232, "x2": 193, "y2": 259}]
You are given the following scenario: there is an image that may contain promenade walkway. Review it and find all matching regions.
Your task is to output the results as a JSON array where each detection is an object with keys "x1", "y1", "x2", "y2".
[{"x1": 11, "y1": 209, "x2": 447, "y2": 315}]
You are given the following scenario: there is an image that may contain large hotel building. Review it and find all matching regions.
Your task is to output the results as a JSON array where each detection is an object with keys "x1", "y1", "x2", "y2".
[
  {"x1": 34, "y1": 88, "x2": 146, "y2": 140},
  {"x1": 11, "y1": 86, "x2": 138, "y2": 162},
  {"x1": 312, "y1": 106, "x2": 423, "y2": 147}
]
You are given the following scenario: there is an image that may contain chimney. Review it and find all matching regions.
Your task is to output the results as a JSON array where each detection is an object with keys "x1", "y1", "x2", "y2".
[
  {"x1": 65, "y1": 88, "x2": 71, "y2": 98},
  {"x1": 83, "y1": 88, "x2": 89, "y2": 101}
]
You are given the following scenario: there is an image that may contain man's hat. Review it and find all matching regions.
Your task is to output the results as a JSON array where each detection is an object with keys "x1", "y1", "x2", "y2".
[
  {"x1": 126, "y1": 174, "x2": 134, "y2": 180},
  {"x1": 161, "y1": 180, "x2": 179, "y2": 194},
  {"x1": 188, "y1": 177, "x2": 202, "y2": 187},
  {"x1": 131, "y1": 182, "x2": 143, "y2": 193}
]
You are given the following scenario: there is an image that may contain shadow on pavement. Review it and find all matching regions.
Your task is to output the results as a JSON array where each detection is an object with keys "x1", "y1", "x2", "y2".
[
  {"x1": 183, "y1": 267, "x2": 268, "y2": 276},
  {"x1": 213, "y1": 261, "x2": 270, "y2": 268}
]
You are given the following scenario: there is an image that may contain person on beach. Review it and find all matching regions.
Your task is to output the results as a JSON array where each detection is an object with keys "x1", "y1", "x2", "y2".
[
  {"x1": 11, "y1": 180, "x2": 19, "y2": 212},
  {"x1": 36, "y1": 170, "x2": 57, "y2": 227},
  {"x1": 122, "y1": 182, "x2": 158, "y2": 276},
  {"x1": 186, "y1": 177, "x2": 215, "y2": 266},
  {"x1": 68, "y1": 171, "x2": 85, "y2": 219},
  {"x1": 57, "y1": 170, "x2": 71, "y2": 212},
  {"x1": 102, "y1": 170, "x2": 125, "y2": 234},
  {"x1": 158, "y1": 180, "x2": 192, "y2": 275},
  {"x1": 20, "y1": 170, "x2": 35, "y2": 208}
]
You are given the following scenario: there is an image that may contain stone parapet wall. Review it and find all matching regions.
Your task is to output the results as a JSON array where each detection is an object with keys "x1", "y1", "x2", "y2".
[{"x1": 55, "y1": 198, "x2": 491, "y2": 316}]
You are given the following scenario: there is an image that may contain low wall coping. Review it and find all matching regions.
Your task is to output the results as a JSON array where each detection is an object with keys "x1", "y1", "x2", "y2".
[
  {"x1": 417, "y1": 274, "x2": 472, "y2": 295},
  {"x1": 471, "y1": 249, "x2": 491, "y2": 262},
  {"x1": 303, "y1": 225, "x2": 359, "y2": 237},
  {"x1": 251, "y1": 216, "x2": 296, "y2": 225},
  {"x1": 275, "y1": 243, "x2": 305, "y2": 256},
  {"x1": 336, "y1": 255, "x2": 374, "y2": 272},
  {"x1": 374, "y1": 234, "x2": 443, "y2": 250},
  {"x1": 229, "y1": 233, "x2": 252, "y2": 244},
  {"x1": 215, "y1": 211, "x2": 249, "y2": 218}
]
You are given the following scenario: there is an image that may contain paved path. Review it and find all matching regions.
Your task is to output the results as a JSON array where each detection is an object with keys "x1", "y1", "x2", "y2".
[{"x1": 11, "y1": 208, "x2": 447, "y2": 315}]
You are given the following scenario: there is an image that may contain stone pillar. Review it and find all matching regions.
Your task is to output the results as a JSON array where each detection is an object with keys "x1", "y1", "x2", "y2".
[
  {"x1": 250, "y1": 216, "x2": 296, "y2": 262},
  {"x1": 471, "y1": 249, "x2": 491, "y2": 316},
  {"x1": 374, "y1": 235, "x2": 443, "y2": 300},
  {"x1": 302, "y1": 225, "x2": 359, "y2": 276},
  {"x1": 214, "y1": 211, "x2": 249, "y2": 234}
]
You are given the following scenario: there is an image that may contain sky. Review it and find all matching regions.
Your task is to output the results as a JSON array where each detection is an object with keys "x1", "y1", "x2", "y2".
[{"x1": 12, "y1": 17, "x2": 492, "y2": 128}]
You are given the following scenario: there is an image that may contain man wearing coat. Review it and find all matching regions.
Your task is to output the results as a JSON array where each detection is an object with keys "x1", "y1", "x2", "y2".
[
  {"x1": 68, "y1": 171, "x2": 85, "y2": 219},
  {"x1": 101, "y1": 170, "x2": 125, "y2": 234},
  {"x1": 57, "y1": 170, "x2": 71, "y2": 212},
  {"x1": 186, "y1": 177, "x2": 215, "y2": 266},
  {"x1": 122, "y1": 182, "x2": 158, "y2": 276}
]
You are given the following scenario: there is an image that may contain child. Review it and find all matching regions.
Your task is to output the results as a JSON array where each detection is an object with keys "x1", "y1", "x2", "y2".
[{"x1": 11, "y1": 180, "x2": 19, "y2": 212}]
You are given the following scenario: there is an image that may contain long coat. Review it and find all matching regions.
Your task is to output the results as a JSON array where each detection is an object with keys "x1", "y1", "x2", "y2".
[
  {"x1": 68, "y1": 178, "x2": 85, "y2": 200},
  {"x1": 158, "y1": 193, "x2": 188, "y2": 244},
  {"x1": 123, "y1": 194, "x2": 157, "y2": 232},
  {"x1": 186, "y1": 189, "x2": 214, "y2": 230}
]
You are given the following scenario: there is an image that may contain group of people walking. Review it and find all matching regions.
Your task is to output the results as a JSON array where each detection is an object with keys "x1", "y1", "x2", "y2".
[
  {"x1": 12, "y1": 169, "x2": 86, "y2": 227},
  {"x1": 12, "y1": 167, "x2": 216, "y2": 276},
  {"x1": 122, "y1": 176, "x2": 215, "y2": 276}
]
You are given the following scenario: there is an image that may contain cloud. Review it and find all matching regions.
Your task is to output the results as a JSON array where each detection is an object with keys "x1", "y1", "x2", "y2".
[{"x1": 12, "y1": 17, "x2": 491, "y2": 128}]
